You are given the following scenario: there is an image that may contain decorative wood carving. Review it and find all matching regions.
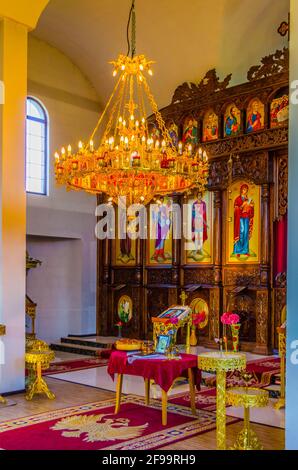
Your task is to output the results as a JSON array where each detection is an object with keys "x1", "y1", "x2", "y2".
[
  {"x1": 113, "y1": 268, "x2": 137, "y2": 285},
  {"x1": 277, "y1": 155, "x2": 288, "y2": 218},
  {"x1": 273, "y1": 287, "x2": 287, "y2": 348},
  {"x1": 255, "y1": 290, "x2": 269, "y2": 352},
  {"x1": 209, "y1": 288, "x2": 220, "y2": 340},
  {"x1": 147, "y1": 268, "x2": 173, "y2": 285},
  {"x1": 183, "y1": 268, "x2": 214, "y2": 286},
  {"x1": 204, "y1": 128, "x2": 288, "y2": 159},
  {"x1": 172, "y1": 69, "x2": 232, "y2": 104},
  {"x1": 224, "y1": 267, "x2": 260, "y2": 287},
  {"x1": 208, "y1": 152, "x2": 270, "y2": 190},
  {"x1": 247, "y1": 48, "x2": 289, "y2": 81}
]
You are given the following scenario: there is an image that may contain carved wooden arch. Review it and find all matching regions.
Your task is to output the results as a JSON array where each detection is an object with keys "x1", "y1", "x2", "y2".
[{"x1": 208, "y1": 151, "x2": 269, "y2": 190}]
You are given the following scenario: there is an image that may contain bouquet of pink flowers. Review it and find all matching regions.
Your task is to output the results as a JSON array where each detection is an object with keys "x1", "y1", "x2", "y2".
[
  {"x1": 220, "y1": 312, "x2": 240, "y2": 325},
  {"x1": 192, "y1": 311, "x2": 206, "y2": 326},
  {"x1": 220, "y1": 312, "x2": 241, "y2": 352}
]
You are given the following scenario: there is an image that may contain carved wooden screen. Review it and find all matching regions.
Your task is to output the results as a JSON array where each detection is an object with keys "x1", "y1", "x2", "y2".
[{"x1": 97, "y1": 48, "x2": 288, "y2": 354}]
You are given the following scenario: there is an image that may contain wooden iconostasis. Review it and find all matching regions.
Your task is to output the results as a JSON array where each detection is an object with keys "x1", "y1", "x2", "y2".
[{"x1": 97, "y1": 48, "x2": 288, "y2": 354}]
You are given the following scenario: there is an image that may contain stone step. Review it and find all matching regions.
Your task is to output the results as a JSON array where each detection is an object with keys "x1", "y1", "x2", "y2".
[
  {"x1": 50, "y1": 342, "x2": 110, "y2": 357},
  {"x1": 61, "y1": 336, "x2": 113, "y2": 349}
]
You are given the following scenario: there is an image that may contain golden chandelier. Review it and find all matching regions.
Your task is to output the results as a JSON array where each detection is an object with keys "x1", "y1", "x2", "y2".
[{"x1": 55, "y1": 1, "x2": 209, "y2": 206}]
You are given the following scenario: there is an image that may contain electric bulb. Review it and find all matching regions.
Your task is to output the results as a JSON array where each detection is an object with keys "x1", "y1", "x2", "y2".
[
  {"x1": 67, "y1": 145, "x2": 72, "y2": 155},
  {"x1": 113, "y1": 70, "x2": 117, "y2": 77},
  {"x1": 148, "y1": 69, "x2": 153, "y2": 76},
  {"x1": 90, "y1": 140, "x2": 94, "y2": 151}
]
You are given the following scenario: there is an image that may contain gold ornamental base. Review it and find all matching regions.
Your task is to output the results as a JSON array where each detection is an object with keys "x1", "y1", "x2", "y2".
[
  {"x1": 26, "y1": 375, "x2": 55, "y2": 401},
  {"x1": 274, "y1": 398, "x2": 285, "y2": 410},
  {"x1": 0, "y1": 395, "x2": 7, "y2": 405},
  {"x1": 231, "y1": 426, "x2": 263, "y2": 451}
]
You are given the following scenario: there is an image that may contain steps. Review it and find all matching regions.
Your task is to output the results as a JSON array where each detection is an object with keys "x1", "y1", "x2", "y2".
[{"x1": 50, "y1": 336, "x2": 116, "y2": 357}]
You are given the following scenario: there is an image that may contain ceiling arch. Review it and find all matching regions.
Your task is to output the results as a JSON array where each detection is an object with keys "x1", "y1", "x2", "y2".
[{"x1": 33, "y1": 0, "x2": 289, "y2": 110}]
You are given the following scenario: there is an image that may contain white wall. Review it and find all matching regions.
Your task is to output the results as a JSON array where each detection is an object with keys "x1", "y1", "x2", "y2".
[{"x1": 26, "y1": 36, "x2": 100, "y2": 340}]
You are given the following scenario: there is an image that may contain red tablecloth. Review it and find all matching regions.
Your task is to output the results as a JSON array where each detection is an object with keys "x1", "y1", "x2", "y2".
[{"x1": 108, "y1": 351, "x2": 201, "y2": 392}]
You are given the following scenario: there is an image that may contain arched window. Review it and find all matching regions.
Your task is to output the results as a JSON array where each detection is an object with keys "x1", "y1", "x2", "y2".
[{"x1": 26, "y1": 97, "x2": 48, "y2": 195}]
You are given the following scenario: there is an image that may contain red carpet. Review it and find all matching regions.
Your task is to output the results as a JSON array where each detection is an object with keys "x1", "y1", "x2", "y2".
[
  {"x1": 0, "y1": 395, "x2": 239, "y2": 450},
  {"x1": 43, "y1": 357, "x2": 109, "y2": 376}
]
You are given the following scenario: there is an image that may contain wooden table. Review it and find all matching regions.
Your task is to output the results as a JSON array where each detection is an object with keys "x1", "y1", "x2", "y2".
[{"x1": 108, "y1": 351, "x2": 200, "y2": 426}]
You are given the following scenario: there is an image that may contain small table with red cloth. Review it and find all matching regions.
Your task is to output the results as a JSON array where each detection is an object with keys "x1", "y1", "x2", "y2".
[{"x1": 108, "y1": 350, "x2": 201, "y2": 425}]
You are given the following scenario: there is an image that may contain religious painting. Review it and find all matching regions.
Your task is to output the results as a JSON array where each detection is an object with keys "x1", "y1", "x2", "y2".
[
  {"x1": 166, "y1": 119, "x2": 179, "y2": 148},
  {"x1": 148, "y1": 122, "x2": 160, "y2": 142},
  {"x1": 115, "y1": 207, "x2": 136, "y2": 266},
  {"x1": 190, "y1": 298, "x2": 209, "y2": 329},
  {"x1": 224, "y1": 104, "x2": 241, "y2": 137},
  {"x1": 117, "y1": 295, "x2": 133, "y2": 323},
  {"x1": 227, "y1": 181, "x2": 260, "y2": 263},
  {"x1": 149, "y1": 196, "x2": 173, "y2": 265},
  {"x1": 270, "y1": 93, "x2": 289, "y2": 128},
  {"x1": 202, "y1": 110, "x2": 219, "y2": 142},
  {"x1": 246, "y1": 98, "x2": 265, "y2": 133},
  {"x1": 184, "y1": 191, "x2": 213, "y2": 264},
  {"x1": 182, "y1": 116, "x2": 198, "y2": 147}
]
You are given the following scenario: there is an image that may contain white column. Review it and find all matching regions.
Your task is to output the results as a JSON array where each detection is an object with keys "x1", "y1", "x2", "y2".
[
  {"x1": 286, "y1": 0, "x2": 298, "y2": 450},
  {"x1": 0, "y1": 17, "x2": 28, "y2": 393}
]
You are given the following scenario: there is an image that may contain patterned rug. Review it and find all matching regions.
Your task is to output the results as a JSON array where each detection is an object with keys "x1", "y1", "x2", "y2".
[
  {"x1": 43, "y1": 357, "x2": 109, "y2": 376},
  {"x1": 204, "y1": 356, "x2": 280, "y2": 388},
  {"x1": 0, "y1": 395, "x2": 239, "y2": 450},
  {"x1": 170, "y1": 356, "x2": 281, "y2": 412}
]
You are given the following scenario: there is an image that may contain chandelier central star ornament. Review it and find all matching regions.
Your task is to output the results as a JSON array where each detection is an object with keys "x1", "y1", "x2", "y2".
[{"x1": 54, "y1": 3, "x2": 209, "y2": 207}]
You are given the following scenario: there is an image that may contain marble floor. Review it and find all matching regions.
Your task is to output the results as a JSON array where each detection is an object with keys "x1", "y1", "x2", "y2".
[{"x1": 47, "y1": 345, "x2": 285, "y2": 429}]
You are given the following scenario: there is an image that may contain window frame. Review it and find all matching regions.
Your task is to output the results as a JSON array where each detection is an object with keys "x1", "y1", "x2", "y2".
[{"x1": 26, "y1": 96, "x2": 49, "y2": 196}]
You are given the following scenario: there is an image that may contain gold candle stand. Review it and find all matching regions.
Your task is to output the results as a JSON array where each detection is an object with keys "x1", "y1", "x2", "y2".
[
  {"x1": 198, "y1": 351, "x2": 246, "y2": 450},
  {"x1": 0, "y1": 324, "x2": 6, "y2": 404},
  {"x1": 274, "y1": 327, "x2": 286, "y2": 410},
  {"x1": 226, "y1": 387, "x2": 269, "y2": 450},
  {"x1": 25, "y1": 346, "x2": 56, "y2": 401}
]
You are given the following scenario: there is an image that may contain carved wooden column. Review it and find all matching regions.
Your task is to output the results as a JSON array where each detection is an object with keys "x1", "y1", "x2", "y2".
[
  {"x1": 213, "y1": 190, "x2": 222, "y2": 286},
  {"x1": 260, "y1": 183, "x2": 270, "y2": 287},
  {"x1": 171, "y1": 195, "x2": 180, "y2": 288},
  {"x1": 96, "y1": 195, "x2": 110, "y2": 336},
  {"x1": 254, "y1": 290, "x2": 270, "y2": 355}
]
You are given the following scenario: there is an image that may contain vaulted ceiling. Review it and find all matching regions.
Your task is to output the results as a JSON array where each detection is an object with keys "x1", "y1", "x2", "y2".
[{"x1": 33, "y1": 0, "x2": 289, "y2": 109}]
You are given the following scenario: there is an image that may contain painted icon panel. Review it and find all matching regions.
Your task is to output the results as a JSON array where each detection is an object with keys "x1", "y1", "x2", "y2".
[
  {"x1": 149, "y1": 196, "x2": 173, "y2": 265},
  {"x1": 115, "y1": 207, "x2": 136, "y2": 266},
  {"x1": 182, "y1": 116, "x2": 198, "y2": 146},
  {"x1": 270, "y1": 94, "x2": 289, "y2": 128},
  {"x1": 118, "y1": 295, "x2": 133, "y2": 323},
  {"x1": 246, "y1": 98, "x2": 265, "y2": 133},
  {"x1": 203, "y1": 110, "x2": 219, "y2": 142},
  {"x1": 224, "y1": 104, "x2": 241, "y2": 137},
  {"x1": 227, "y1": 181, "x2": 260, "y2": 263},
  {"x1": 185, "y1": 191, "x2": 213, "y2": 264}
]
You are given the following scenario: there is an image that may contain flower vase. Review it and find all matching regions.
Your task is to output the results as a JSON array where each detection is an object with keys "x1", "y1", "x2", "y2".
[
  {"x1": 190, "y1": 326, "x2": 198, "y2": 346},
  {"x1": 230, "y1": 323, "x2": 241, "y2": 352}
]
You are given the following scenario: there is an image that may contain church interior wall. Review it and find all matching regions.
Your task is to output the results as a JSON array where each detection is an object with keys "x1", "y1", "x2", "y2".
[{"x1": 26, "y1": 36, "x2": 99, "y2": 339}]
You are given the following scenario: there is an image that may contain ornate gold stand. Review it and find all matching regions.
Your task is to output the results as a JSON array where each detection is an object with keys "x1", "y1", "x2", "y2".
[
  {"x1": 25, "y1": 344, "x2": 55, "y2": 401},
  {"x1": 0, "y1": 324, "x2": 7, "y2": 405},
  {"x1": 226, "y1": 387, "x2": 269, "y2": 450},
  {"x1": 275, "y1": 327, "x2": 286, "y2": 410},
  {"x1": 198, "y1": 352, "x2": 246, "y2": 450}
]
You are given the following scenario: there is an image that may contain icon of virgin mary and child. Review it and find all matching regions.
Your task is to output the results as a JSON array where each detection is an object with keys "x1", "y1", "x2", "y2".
[{"x1": 232, "y1": 184, "x2": 255, "y2": 258}]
